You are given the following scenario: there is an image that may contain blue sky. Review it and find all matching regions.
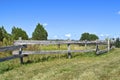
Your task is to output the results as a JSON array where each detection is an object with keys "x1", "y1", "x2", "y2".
[{"x1": 0, "y1": 0, "x2": 120, "y2": 40}]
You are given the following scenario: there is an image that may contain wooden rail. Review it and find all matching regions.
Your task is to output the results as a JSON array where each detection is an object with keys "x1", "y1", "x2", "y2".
[
  {"x1": 14, "y1": 40, "x2": 102, "y2": 59},
  {"x1": 14, "y1": 40, "x2": 112, "y2": 60},
  {"x1": 0, "y1": 40, "x2": 112, "y2": 64},
  {"x1": 96, "y1": 49, "x2": 108, "y2": 55},
  {"x1": 0, "y1": 45, "x2": 26, "y2": 63},
  {"x1": 0, "y1": 45, "x2": 27, "y2": 52},
  {"x1": 0, "y1": 55, "x2": 25, "y2": 62},
  {"x1": 14, "y1": 40, "x2": 107, "y2": 45}
]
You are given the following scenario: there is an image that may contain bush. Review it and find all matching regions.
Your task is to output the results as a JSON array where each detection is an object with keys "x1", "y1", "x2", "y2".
[{"x1": 114, "y1": 38, "x2": 120, "y2": 48}]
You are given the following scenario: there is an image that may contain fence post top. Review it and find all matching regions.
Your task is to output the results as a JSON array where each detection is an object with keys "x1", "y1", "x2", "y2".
[{"x1": 19, "y1": 37, "x2": 22, "y2": 40}]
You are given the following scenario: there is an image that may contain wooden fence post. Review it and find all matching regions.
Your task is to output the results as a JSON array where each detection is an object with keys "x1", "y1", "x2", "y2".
[
  {"x1": 67, "y1": 43, "x2": 71, "y2": 59},
  {"x1": 96, "y1": 40, "x2": 99, "y2": 52},
  {"x1": 108, "y1": 38, "x2": 110, "y2": 51},
  {"x1": 19, "y1": 48, "x2": 23, "y2": 64},
  {"x1": 85, "y1": 40, "x2": 87, "y2": 48},
  {"x1": 58, "y1": 44, "x2": 60, "y2": 49},
  {"x1": 96, "y1": 44, "x2": 99, "y2": 53},
  {"x1": 18, "y1": 37, "x2": 23, "y2": 64}
]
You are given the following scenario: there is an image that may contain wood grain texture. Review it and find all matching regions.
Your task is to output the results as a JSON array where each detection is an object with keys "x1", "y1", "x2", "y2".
[
  {"x1": 0, "y1": 45, "x2": 27, "y2": 52},
  {"x1": 14, "y1": 40, "x2": 107, "y2": 45},
  {"x1": 96, "y1": 49, "x2": 108, "y2": 55},
  {"x1": 0, "y1": 55, "x2": 25, "y2": 62}
]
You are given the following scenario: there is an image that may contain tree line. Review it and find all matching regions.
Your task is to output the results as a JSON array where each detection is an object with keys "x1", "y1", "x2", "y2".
[
  {"x1": 0, "y1": 23, "x2": 48, "y2": 46},
  {"x1": 1, "y1": 23, "x2": 119, "y2": 48},
  {"x1": 0, "y1": 23, "x2": 100, "y2": 46}
]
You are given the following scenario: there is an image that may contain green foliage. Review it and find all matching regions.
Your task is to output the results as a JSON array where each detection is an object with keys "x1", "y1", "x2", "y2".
[
  {"x1": 12, "y1": 27, "x2": 28, "y2": 40},
  {"x1": 0, "y1": 26, "x2": 13, "y2": 46},
  {"x1": 0, "y1": 60, "x2": 21, "y2": 74},
  {"x1": 32, "y1": 23, "x2": 48, "y2": 40},
  {"x1": 114, "y1": 38, "x2": 120, "y2": 48},
  {"x1": 0, "y1": 26, "x2": 10, "y2": 42},
  {"x1": 80, "y1": 32, "x2": 89, "y2": 41},
  {"x1": 89, "y1": 34, "x2": 99, "y2": 41},
  {"x1": 80, "y1": 32, "x2": 99, "y2": 41},
  {"x1": 0, "y1": 27, "x2": 4, "y2": 41},
  {"x1": 3, "y1": 38, "x2": 8, "y2": 46}
]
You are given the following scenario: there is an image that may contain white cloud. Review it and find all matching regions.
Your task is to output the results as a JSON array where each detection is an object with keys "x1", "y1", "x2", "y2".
[
  {"x1": 65, "y1": 33, "x2": 71, "y2": 38},
  {"x1": 105, "y1": 34, "x2": 110, "y2": 37},
  {"x1": 100, "y1": 34, "x2": 104, "y2": 37},
  {"x1": 43, "y1": 23, "x2": 48, "y2": 26},
  {"x1": 54, "y1": 35, "x2": 58, "y2": 39},
  {"x1": 118, "y1": 11, "x2": 120, "y2": 15}
]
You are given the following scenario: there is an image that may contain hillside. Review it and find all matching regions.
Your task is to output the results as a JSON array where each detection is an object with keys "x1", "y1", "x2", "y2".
[{"x1": 0, "y1": 48, "x2": 120, "y2": 80}]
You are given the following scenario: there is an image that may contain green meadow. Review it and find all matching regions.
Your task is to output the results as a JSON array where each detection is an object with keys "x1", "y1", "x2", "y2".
[{"x1": 0, "y1": 45, "x2": 119, "y2": 80}]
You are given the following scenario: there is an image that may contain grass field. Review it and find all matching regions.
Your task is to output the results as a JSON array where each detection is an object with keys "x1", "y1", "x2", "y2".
[{"x1": 0, "y1": 47, "x2": 120, "y2": 80}]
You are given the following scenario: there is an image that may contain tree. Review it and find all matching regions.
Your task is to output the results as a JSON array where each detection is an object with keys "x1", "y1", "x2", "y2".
[
  {"x1": 12, "y1": 27, "x2": 28, "y2": 40},
  {"x1": 89, "y1": 34, "x2": 99, "y2": 41},
  {"x1": 115, "y1": 38, "x2": 120, "y2": 48},
  {"x1": 80, "y1": 33, "x2": 90, "y2": 41},
  {"x1": 0, "y1": 26, "x2": 10, "y2": 41},
  {"x1": 32, "y1": 23, "x2": 48, "y2": 40},
  {"x1": 0, "y1": 27, "x2": 4, "y2": 41},
  {"x1": 80, "y1": 32, "x2": 99, "y2": 41}
]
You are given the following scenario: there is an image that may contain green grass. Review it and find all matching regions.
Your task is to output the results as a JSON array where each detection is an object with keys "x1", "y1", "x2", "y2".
[
  {"x1": 0, "y1": 48, "x2": 120, "y2": 80},
  {"x1": 25, "y1": 44, "x2": 97, "y2": 51}
]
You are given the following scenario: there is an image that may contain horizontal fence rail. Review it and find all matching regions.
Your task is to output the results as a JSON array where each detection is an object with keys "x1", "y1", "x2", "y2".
[
  {"x1": 0, "y1": 45, "x2": 27, "y2": 52},
  {"x1": 0, "y1": 45, "x2": 26, "y2": 63},
  {"x1": 14, "y1": 40, "x2": 108, "y2": 45},
  {"x1": 0, "y1": 55, "x2": 25, "y2": 62},
  {"x1": 96, "y1": 49, "x2": 108, "y2": 55}
]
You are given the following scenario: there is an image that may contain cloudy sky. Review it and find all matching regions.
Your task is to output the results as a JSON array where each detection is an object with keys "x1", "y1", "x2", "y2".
[{"x1": 0, "y1": 0, "x2": 120, "y2": 40}]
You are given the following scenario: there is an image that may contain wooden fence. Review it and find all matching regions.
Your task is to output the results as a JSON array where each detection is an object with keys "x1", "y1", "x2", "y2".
[
  {"x1": 0, "y1": 45, "x2": 26, "y2": 63},
  {"x1": 0, "y1": 40, "x2": 112, "y2": 64}
]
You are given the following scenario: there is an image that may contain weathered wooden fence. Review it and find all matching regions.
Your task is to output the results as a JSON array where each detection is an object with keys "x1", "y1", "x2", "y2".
[
  {"x1": 0, "y1": 40, "x2": 113, "y2": 64},
  {"x1": 0, "y1": 45, "x2": 26, "y2": 63}
]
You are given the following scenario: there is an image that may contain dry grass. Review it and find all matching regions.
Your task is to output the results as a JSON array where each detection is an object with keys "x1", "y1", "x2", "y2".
[
  {"x1": 0, "y1": 48, "x2": 120, "y2": 80},
  {"x1": 25, "y1": 44, "x2": 96, "y2": 51}
]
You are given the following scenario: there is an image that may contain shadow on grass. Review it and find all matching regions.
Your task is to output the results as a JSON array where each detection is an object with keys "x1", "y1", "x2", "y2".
[
  {"x1": 23, "y1": 54, "x2": 68, "y2": 64},
  {"x1": 23, "y1": 51, "x2": 104, "y2": 64}
]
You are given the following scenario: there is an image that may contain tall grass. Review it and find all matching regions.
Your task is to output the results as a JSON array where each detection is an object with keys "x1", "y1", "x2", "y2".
[
  {"x1": 0, "y1": 44, "x2": 115, "y2": 80},
  {"x1": 0, "y1": 44, "x2": 97, "y2": 74},
  {"x1": 0, "y1": 48, "x2": 119, "y2": 80},
  {"x1": 23, "y1": 44, "x2": 98, "y2": 63}
]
